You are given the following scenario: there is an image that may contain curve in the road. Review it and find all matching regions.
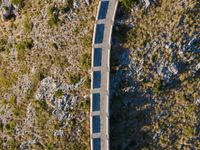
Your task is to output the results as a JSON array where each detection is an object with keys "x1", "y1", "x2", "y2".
[{"x1": 90, "y1": 0, "x2": 118, "y2": 150}]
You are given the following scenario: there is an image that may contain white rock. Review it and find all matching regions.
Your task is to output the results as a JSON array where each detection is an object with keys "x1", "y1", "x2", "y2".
[
  {"x1": 196, "y1": 99, "x2": 200, "y2": 105},
  {"x1": 168, "y1": 63, "x2": 178, "y2": 75},
  {"x1": 85, "y1": 0, "x2": 90, "y2": 6},
  {"x1": 54, "y1": 130, "x2": 64, "y2": 137},
  {"x1": 35, "y1": 77, "x2": 57, "y2": 100},
  {"x1": 196, "y1": 63, "x2": 200, "y2": 71},
  {"x1": 19, "y1": 141, "x2": 31, "y2": 150},
  {"x1": 144, "y1": 0, "x2": 150, "y2": 8},
  {"x1": 73, "y1": 0, "x2": 80, "y2": 9}
]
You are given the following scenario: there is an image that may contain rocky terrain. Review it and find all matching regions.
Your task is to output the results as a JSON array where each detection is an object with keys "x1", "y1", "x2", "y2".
[
  {"x1": 0, "y1": 0, "x2": 96, "y2": 149},
  {"x1": 111, "y1": 0, "x2": 199, "y2": 149},
  {"x1": 0, "y1": 0, "x2": 199, "y2": 149}
]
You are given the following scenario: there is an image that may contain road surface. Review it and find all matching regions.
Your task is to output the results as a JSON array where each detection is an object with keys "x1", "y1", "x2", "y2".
[{"x1": 90, "y1": 0, "x2": 118, "y2": 150}]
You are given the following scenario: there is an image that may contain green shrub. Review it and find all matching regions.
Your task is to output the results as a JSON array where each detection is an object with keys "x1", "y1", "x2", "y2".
[
  {"x1": 51, "y1": 42, "x2": 58, "y2": 50},
  {"x1": 80, "y1": 144, "x2": 87, "y2": 150},
  {"x1": 0, "y1": 120, "x2": 3, "y2": 131},
  {"x1": 80, "y1": 53, "x2": 91, "y2": 70},
  {"x1": 12, "y1": 106, "x2": 21, "y2": 117},
  {"x1": 54, "y1": 121, "x2": 63, "y2": 130},
  {"x1": 84, "y1": 76, "x2": 91, "y2": 89},
  {"x1": 0, "y1": 76, "x2": 11, "y2": 90},
  {"x1": 8, "y1": 121, "x2": 16, "y2": 129},
  {"x1": 8, "y1": 139, "x2": 17, "y2": 149},
  {"x1": 126, "y1": 28, "x2": 137, "y2": 44},
  {"x1": 54, "y1": 90, "x2": 64, "y2": 99},
  {"x1": 10, "y1": 95, "x2": 17, "y2": 105},
  {"x1": 81, "y1": 98, "x2": 90, "y2": 111},
  {"x1": 60, "y1": 0, "x2": 73, "y2": 12},
  {"x1": 69, "y1": 73, "x2": 81, "y2": 84},
  {"x1": 45, "y1": 143, "x2": 54, "y2": 150},
  {"x1": 0, "y1": 38, "x2": 7, "y2": 52},
  {"x1": 113, "y1": 24, "x2": 136, "y2": 44},
  {"x1": 73, "y1": 27, "x2": 80, "y2": 36},
  {"x1": 0, "y1": 68, "x2": 17, "y2": 91},
  {"x1": 11, "y1": 0, "x2": 23, "y2": 5},
  {"x1": 23, "y1": 18, "x2": 33, "y2": 33},
  {"x1": 184, "y1": 126, "x2": 194, "y2": 136},
  {"x1": 16, "y1": 42, "x2": 26, "y2": 62},
  {"x1": 26, "y1": 71, "x2": 45, "y2": 99},
  {"x1": 121, "y1": 0, "x2": 139, "y2": 10},
  {"x1": 25, "y1": 39, "x2": 34, "y2": 49},
  {"x1": 37, "y1": 100, "x2": 48, "y2": 111},
  {"x1": 48, "y1": 6, "x2": 56, "y2": 16},
  {"x1": 48, "y1": 17, "x2": 58, "y2": 28},
  {"x1": 47, "y1": 6, "x2": 59, "y2": 28},
  {"x1": 153, "y1": 80, "x2": 163, "y2": 93},
  {"x1": 1, "y1": 99, "x2": 7, "y2": 105},
  {"x1": 53, "y1": 56, "x2": 69, "y2": 69},
  {"x1": 11, "y1": 0, "x2": 20, "y2": 5},
  {"x1": 5, "y1": 121, "x2": 16, "y2": 136},
  {"x1": 5, "y1": 121, "x2": 16, "y2": 132},
  {"x1": 60, "y1": 5, "x2": 70, "y2": 14},
  {"x1": 82, "y1": 35, "x2": 92, "y2": 48},
  {"x1": 17, "y1": 39, "x2": 33, "y2": 51},
  {"x1": 67, "y1": 0, "x2": 73, "y2": 8},
  {"x1": 5, "y1": 43, "x2": 12, "y2": 55}
]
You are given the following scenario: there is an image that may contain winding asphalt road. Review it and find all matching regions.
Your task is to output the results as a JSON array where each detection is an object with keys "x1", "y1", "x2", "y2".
[{"x1": 90, "y1": 0, "x2": 118, "y2": 150}]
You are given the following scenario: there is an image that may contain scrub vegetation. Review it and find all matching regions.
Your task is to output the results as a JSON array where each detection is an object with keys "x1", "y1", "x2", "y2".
[
  {"x1": 0, "y1": 0, "x2": 98, "y2": 149},
  {"x1": 111, "y1": 0, "x2": 200, "y2": 149}
]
